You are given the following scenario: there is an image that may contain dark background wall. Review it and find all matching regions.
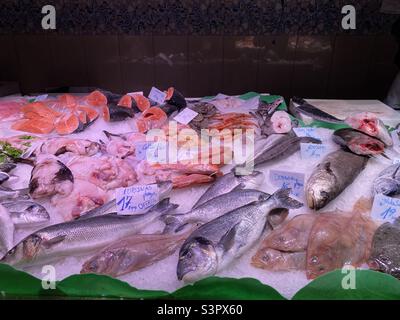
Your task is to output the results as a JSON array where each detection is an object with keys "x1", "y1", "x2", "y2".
[{"x1": 0, "y1": 0, "x2": 399, "y2": 100}]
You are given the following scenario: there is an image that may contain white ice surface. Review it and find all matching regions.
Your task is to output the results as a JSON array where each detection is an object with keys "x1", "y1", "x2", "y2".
[{"x1": 1, "y1": 121, "x2": 392, "y2": 299}]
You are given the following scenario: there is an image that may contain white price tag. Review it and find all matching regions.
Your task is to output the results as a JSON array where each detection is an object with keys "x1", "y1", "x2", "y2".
[
  {"x1": 293, "y1": 127, "x2": 320, "y2": 139},
  {"x1": 134, "y1": 141, "x2": 154, "y2": 160},
  {"x1": 269, "y1": 170, "x2": 305, "y2": 198},
  {"x1": 173, "y1": 108, "x2": 199, "y2": 125},
  {"x1": 148, "y1": 87, "x2": 167, "y2": 104},
  {"x1": 127, "y1": 91, "x2": 144, "y2": 98},
  {"x1": 115, "y1": 184, "x2": 159, "y2": 215},
  {"x1": 34, "y1": 94, "x2": 48, "y2": 102},
  {"x1": 371, "y1": 193, "x2": 400, "y2": 223},
  {"x1": 300, "y1": 143, "x2": 329, "y2": 160}
]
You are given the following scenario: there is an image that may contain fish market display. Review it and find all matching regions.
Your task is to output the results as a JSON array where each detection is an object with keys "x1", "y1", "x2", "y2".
[
  {"x1": 333, "y1": 128, "x2": 386, "y2": 156},
  {"x1": 81, "y1": 227, "x2": 192, "y2": 277},
  {"x1": 369, "y1": 218, "x2": 400, "y2": 279},
  {"x1": 345, "y1": 112, "x2": 392, "y2": 146},
  {"x1": 2, "y1": 201, "x2": 50, "y2": 227},
  {"x1": 373, "y1": 163, "x2": 400, "y2": 196},
  {"x1": 192, "y1": 170, "x2": 264, "y2": 209},
  {"x1": 252, "y1": 199, "x2": 377, "y2": 279},
  {"x1": 305, "y1": 149, "x2": 368, "y2": 210},
  {"x1": 0, "y1": 204, "x2": 14, "y2": 258},
  {"x1": 0, "y1": 88, "x2": 395, "y2": 298},
  {"x1": 290, "y1": 97, "x2": 344, "y2": 124},
  {"x1": 177, "y1": 188, "x2": 302, "y2": 282},
  {"x1": 1, "y1": 199, "x2": 177, "y2": 267}
]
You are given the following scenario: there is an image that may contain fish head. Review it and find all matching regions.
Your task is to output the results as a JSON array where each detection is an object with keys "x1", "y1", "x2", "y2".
[
  {"x1": 26, "y1": 204, "x2": 50, "y2": 222},
  {"x1": 177, "y1": 237, "x2": 218, "y2": 282},
  {"x1": 374, "y1": 178, "x2": 398, "y2": 196},
  {"x1": 81, "y1": 249, "x2": 126, "y2": 276},
  {"x1": 238, "y1": 171, "x2": 265, "y2": 189},
  {"x1": 306, "y1": 171, "x2": 335, "y2": 210},
  {"x1": 1, "y1": 234, "x2": 43, "y2": 265}
]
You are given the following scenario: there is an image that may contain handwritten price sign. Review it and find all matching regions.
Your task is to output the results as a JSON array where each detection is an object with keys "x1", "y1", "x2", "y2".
[
  {"x1": 293, "y1": 127, "x2": 320, "y2": 140},
  {"x1": 371, "y1": 193, "x2": 400, "y2": 223},
  {"x1": 300, "y1": 143, "x2": 329, "y2": 160},
  {"x1": 115, "y1": 184, "x2": 159, "y2": 215},
  {"x1": 269, "y1": 170, "x2": 305, "y2": 198}
]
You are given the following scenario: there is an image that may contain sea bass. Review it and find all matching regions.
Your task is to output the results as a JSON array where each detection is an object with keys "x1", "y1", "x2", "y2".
[
  {"x1": 192, "y1": 170, "x2": 264, "y2": 209},
  {"x1": 1, "y1": 199, "x2": 177, "y2": 267},
  {"x1": 0, "y1": 204, "x2": 14, "y2": 258},
  {"x1": 177, "y1": 188, "x2": 302, "y2": 282},
  {"x1": 333, "y1": 128, "x2": 386, "y2": 156},
  {"x1": 373, "y1": 163, "x2": 400, "y2": 196},
  {"x1": 2, "y1": 201, "x2": 50, "y2": 227},
  {"x1": 164, "y1": 189, "x2": 272, "y2": 230},
  {"x1": 345, "y1": 112, "x2": 392, "y2": 146},
  {"x1": 81, "y1": 228, "x2": 192, "y2": 277},
  {"x1": 305, "y1": 149, "x2": 368, "y2": 210}
]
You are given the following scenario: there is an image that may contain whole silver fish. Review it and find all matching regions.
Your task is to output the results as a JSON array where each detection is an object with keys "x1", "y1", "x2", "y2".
[
  {"x1": 1, "y1": 198, "x2": 177, "y2": 267},
  {"x1": 81, "y1": 227, "x2": 193, "y2": 277},
  {"x1": 192, "y1": 170, "x2": 264, "y2": 209},
  {"x1": 374, "y1": 163, "x2": 400, "y2": 196},
  {"x1": 2, "y1": 201, "x2": 50, "y2": 227},
  {"x1": 177, "y1": 188, "x2": 302, "y2": 282},
  {"x1": 77, "y1": 180, "x2": 174, "y2": 220},
  {"x1": 290, "y1": 97, "x2": 344, "y2": 124},
  {"x1": 305, "y1": 149, "x2": 368, "y2": 210},
  {"x1": 0, "y1": 186, "x2": 30, "y2": 202},
  {"x1": 252, "y1": 134, "x2": 321, "y2": 167},
  {"x1": 0, "y1": 204, "x2": 14, "y2": 258},
  {"x1": 164, "y1": 189, "x2": 270, "y2": 230}
]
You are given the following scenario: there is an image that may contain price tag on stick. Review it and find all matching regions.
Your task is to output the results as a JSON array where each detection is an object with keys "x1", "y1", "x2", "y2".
[{"x1": 148, "y1": 87, "x2": 167, "y2": 104}]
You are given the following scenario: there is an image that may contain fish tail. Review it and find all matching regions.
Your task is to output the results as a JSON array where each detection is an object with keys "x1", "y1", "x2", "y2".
[
  {"x1": 271, "y1": 188, "x2": 303, "y2": 209},
  {"x1": 161, "y1": 213, "x2": 187, "y2": 233},
  {"x1": 152, "y1": 198, "x2": 179, "y2": 216}
]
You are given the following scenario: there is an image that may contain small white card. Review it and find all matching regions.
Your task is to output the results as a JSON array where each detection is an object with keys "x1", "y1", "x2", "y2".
[
  {"x1": 173, "y1": 108, "x2": 199, "y2": 125},
  {"x1": 34, "y1": 94, "x2": 48, "y2": 102},
  {"x1": 115, "y1": 184, "x2": 159, "y2": 215},
  {"x1": 371, "y1": 193, "x2": 400, "y2": 223},
  {"x1": 127, "y1": 91, "x2": 144, "y2": 97},
  {"x1": 393, "y1": 159, "x2": 400, "y2": 165},
  {"x1": 300, "y1": 143, "x2": 329, "y2": 160},
  {"x1": 134, "y1": 141, "x2": 154, "y2": 161},
  {"x1": 269, "y1": 170, "x2": 305, "y2": 198},
  {"x1": 293, "y1": 127, "x2": 320, "y2": 140},
  {"x1": 148, "y1": 87, "x2": 167, "y2": 104},
  {"x1": 144, "y1": 141, "x2": 168, "y2": 163}
]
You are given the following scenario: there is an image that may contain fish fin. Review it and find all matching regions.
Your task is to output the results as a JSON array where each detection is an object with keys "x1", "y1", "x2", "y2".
[
  {"x1": 218, "y1": 223, "x2": 241, "y2": 252},
  {"x1": 42, "y1": 235, "x2": 66, "y2": 248},
  {"x1": 352, "y1": 197, "x2": 373, "y2": 213},
  {"x1": 231, "y1": 183, "x2": 245, "y2": 191},
  {"x1": 152, "y1": 198, "x2": 179, "y2": 214},
  {"x1": 272, "y1": 188, "x2": 303, "y2": 209},
  {"x1": 267, "y1": 208, "x2": 289, "y2": 229},
  {"x1": 161, "y1": 213, "x2": 186, "y2": 233}
]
